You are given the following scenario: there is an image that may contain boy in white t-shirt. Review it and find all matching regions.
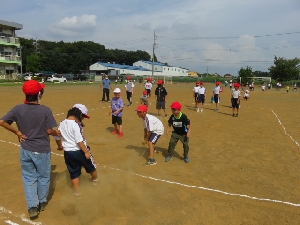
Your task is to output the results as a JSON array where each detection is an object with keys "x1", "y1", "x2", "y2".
[
  {"x1": 197, "y1": 82, "x2": 206, "y2": 112},
  {"x1": 57, "y1": 104, "x2": 98, "y2": 196},
  {"x1": 192, "y1": 82, "x2": 200, "y2": 109},
  {"x1": 232, "y1": 84, "x2": 241, "y2": 117},
  {"x1": 243, "y1": 90, "x2": 249, "y2": 101},
  {"x1": 213, "y1": 81, "x2": 221, "y2": 111},
  {"x1": 136, "y1": 104, "x2": 164, "y2": 166},
  {"x1": 125, "y1": 76, "x2": 135, "y2": 106}
]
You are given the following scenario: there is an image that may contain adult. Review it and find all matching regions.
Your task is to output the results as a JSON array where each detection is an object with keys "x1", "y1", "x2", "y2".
[
  {"x1": 100, "y1": 74, "x2": 112, "y2": 102},
  {"x1": 0, "y1": 80, "x2": 60, "y2": 219}
]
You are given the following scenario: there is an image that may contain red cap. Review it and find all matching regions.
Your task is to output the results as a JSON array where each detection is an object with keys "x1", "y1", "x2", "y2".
[
  {"x1": 170, "y1": 101, "x2": 182, "y2": 110},
  {"x1": 126, "y1": 76, "x2": 131, "y2": 80},
  {"x1": 157, "y1": 80, "x2": 163, "y2": 84},
  {"x1": 22, "y1": 80, "x2": 45, "y2": 95},
  {"x1": 216, "y1": 81, "x2": 220, "y2": 85},
  {"x1": 143, "y1": 90, "x2": 148, "y2": 95},
  {"x1": 234, "y1": 83, "x2": 240, "y2": 88},
  {"x1": 200, "y1": 82, "x2": 204, "y2": 85},
  {"x1": 196, "y1": 81, "x2": 200, "y2": 85},
  {"x1": 135, "y1": 104, "x2": 148, "y2": 112},
  {"x1": 147, "y1": 78, "x2": 151, "y2": 81}
]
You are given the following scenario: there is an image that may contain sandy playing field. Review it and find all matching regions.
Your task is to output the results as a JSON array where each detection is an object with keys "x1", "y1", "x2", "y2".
[{"x1": 0, "y1": 82, "x2": 300, "y2": 225}]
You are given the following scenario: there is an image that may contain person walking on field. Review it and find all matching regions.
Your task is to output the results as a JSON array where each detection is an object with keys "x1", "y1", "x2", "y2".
[
  {"x1": 125, "y1": 76, "x2": 134, "y2": 106},
  {"x1": 232, "y1": 83, "x2": 241, "y2": 117},
  {"x1": 197, "y1": 82, "x2": 206, "y2": 112},
  {"x1": 165, "y1": 102, "x2": 192, "y2": 163},
  {"x1": 144, "y1": 78, "x2": 153, "y2": 98},
  {"x1": 155, "y1": 80, "x2": 168, "y2": 116},
  {"x1": 192, "y1": 81, "x2": 200, "y2": 109},
  {"x1": 0, "y1": 80, "x2": 60, "y2": 219},
  {"x1": 213, "y1": 81, "x2": 221, "y2": 111},
  {"x1": 56, "y1": 104, "x2": 98, "y2": 197},
  {"x1": 136, "y1": 104, "x2": 164, "y2": 166},
  {"x1": 109, "y1": 88, "x2": 124, "y2": 138},
  {"x1": 100, "y1": 74, "x2": 112, "y2": 102},
  {"x1": 292, "y1": 83, "x2": 297, "y2": 91}
]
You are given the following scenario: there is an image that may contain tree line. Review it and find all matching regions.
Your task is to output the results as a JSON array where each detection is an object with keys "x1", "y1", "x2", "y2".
[
  {"x1": 20, "y1": 37, "x2": 153, "y2": 74},
  {"x1": 238, "y1": 56, "x2": 300, "y2": 82}
]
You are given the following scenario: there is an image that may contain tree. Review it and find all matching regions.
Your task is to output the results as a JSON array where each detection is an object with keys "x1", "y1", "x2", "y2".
[
  {"x1": 268, "y1": 56, "x2": 300, "y2": 82},
  {"x1": 26, "y1": 54, "x2": 40, "y2": 73},
  {"x1": 238, "y1": 66, "x2": 253, "y2": 83}
]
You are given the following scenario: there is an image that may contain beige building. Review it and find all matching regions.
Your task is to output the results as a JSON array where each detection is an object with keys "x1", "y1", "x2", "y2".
[{"x1": 0, "y1": 20, "x2": 23, "y2": 79}]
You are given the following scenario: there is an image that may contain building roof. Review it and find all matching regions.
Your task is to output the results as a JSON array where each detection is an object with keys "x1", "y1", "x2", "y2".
[
  {"x1": 97, "y1": 62, "x2": 152, "y2": 71},
  {"x1": 0, "y1": 20, "x2": 23, "y2": 30},
  {"x1": 140, "y1": 60, "x2": 166, "y2": 66}
]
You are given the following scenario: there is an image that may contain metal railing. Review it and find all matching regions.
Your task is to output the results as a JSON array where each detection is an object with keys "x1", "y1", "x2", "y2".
[{"x1": 0, "y1": 37, "x2": 20, "y2": 45}]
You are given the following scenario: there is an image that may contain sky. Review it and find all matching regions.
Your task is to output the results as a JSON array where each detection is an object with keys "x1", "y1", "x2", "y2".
[{"x1": 2, "y1": 0, "x2": 300, "y2": 75}]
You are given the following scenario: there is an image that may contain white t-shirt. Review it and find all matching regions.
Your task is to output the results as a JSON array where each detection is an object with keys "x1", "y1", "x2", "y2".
[
  {"x1": 232, "y1": 90, "x2": 241, "y2": 98},
  {"x1": 262, "y1": 85, "x2": 265, "y2": 90},
  {"x1": 142, "y1": 114, "x2": 164, "y2": 135},
  {"x1": 198, "y1": 87, "x2": 206, "y2": 94},
  {"x1": 213, "y1": 86, "x2": 221, "y2": 94},
  {"x1": 125, "y1": 81, "x2": 135, "y2": 92},
  {"x1": 193, "y1": 86, "x2": 200, "y2": 93},
  {"x1": 59, "y1": 119, "x2": 87, "y2": 151},
  {"x1": 145, "y1": 82, "x2": 152, "y2": 90},
  {"x1": 244, "y1": 92, "x2": 249, "y2": 98}
]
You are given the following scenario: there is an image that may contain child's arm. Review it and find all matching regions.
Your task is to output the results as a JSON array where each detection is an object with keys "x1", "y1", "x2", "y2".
[
  {"x1": 54, "y1": 136, "x2": 63, "y2": 151},
  {"x1": 186, "y1": 122, "x2": 191, "y2": 138},
  {"x1": 166, "y1": 123, "x2": 172, "y2": 136},
  {"x1": 77, "y1": 141, "x2": 91, "y2": 159}
]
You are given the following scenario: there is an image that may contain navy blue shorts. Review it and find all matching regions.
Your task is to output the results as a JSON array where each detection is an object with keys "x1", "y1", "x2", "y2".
[
  {"x1": 156, "y1": 101, "x2": 166, "y2": 109},
  {"x1": 112, "y1": 115, "x2": 122, "y2": 125},
  {"x1": 64, "y1": 149, "x2": 97, "y2": 179},
  {"x1": 146, "y1": 89, "x2": 151, "y2": 95},
  {"x1": 214, "y1": 94, "x2": 219, "y2": 103},
  {"x1": 197, "y1": 94, "x2": 205, "y2": 103},
  {"x1": 148, "y1": 133, "x2": 161, "y2": 145},
  {"x1": 232, "y1": 98, "x2": 239, "y2": 108}
]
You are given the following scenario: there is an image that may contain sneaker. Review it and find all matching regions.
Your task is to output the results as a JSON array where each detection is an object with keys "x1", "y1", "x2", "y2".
[
  {"x1": 28, "y1": 207, "x2": 39, "y2": 218},
  {"x1": 184, "y1": 157, "x2": 191, "y2": 163},
  {"x1": 102, "y1": 101, "x2": 104, "y2": 103},
  {"x1": 112, "y1": 129, "x2": 119, "y2": 134},
  {"x1": 92, "y1": 178, "x2": 98, "y2": 186},
  {"x1": 146, "y1": 159, "x2": 157, "y2": 166},
  {"x1": 39, "y1": 202, "x2": 47, "y2": 211},
  {"x1": 196, "y1": 108, "x2": 199, "y2": 112},
  {"x1": 118, "y1": 132, "x2": 123, "y2": 138},
  {"x1": 165, "y1": 155, "x2": 172, "y2": 162},
  {"x1": 235, "y1": 114, "x2": 238, "y2": 117},
  {"x1": 73, "y1": 192, "x2": 81, "y2": 197},
  {"x1": 107, "y1": 100, "x2": 110, "y2": 103},
  {"x1": 215, "y1": 108, "x2": 218, "y2": 112},
  {"x1": 232, "y1": 113, "x2": 235, "y2": 117},
  {"x1": 200, "y1": 108, "x2": 203, "y2": 112}
]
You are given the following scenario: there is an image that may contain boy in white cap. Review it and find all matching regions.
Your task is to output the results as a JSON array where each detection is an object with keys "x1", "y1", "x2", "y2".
[
  {"x1": 136, "y1": 104, "x2": 164, "y2": 165},
  {"x1": 109, "y1": 88, "x2": 124, "y2": 138},
  {"x1": 57, "y1": 104, "x2": 98, "y2": 196}
]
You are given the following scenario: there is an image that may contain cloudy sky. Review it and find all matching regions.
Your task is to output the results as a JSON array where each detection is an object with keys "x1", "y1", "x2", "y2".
[{"x1": 2, "y1": 0, "x2": 300, "y2": 75}]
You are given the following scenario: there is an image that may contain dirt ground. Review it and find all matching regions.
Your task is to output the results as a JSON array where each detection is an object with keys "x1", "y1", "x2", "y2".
[{"x1": 0, "y1": 82, "x2": 300, "y2": 225}]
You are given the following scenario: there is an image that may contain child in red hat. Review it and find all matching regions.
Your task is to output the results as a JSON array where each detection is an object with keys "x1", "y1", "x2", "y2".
[
  {"x1": 232, "y1": 83, "x2": 241, "y2": 117},
  {"x1": 193, "y1": 82, "x2": 200, "y2": 109},
  {"x1": 140, "y1": 90, "x2": 149, "y2": 106},
  {"x1": 213, "y1": 81, "x2": 221, "y2": 111},
  {"x1": 155, "y1": 80, "x2": 168, "y2": 116},
  {"x1": 197, "y1": 82, "x2": 206, "y2": 112},
  {"x1": 165, "y1": 102, "x2": 192, "y2": 163},
  {"x1": 135, "y1": 104, "x2": 164, "y2": 165}
]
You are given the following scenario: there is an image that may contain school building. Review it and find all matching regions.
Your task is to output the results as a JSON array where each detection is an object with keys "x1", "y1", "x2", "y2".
[{"x1": 0, "y1": 20, "x2": 23, "y2": 79}]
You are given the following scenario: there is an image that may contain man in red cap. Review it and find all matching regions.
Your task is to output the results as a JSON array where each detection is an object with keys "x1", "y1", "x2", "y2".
[
  {"x1": 125, "y1": 76, "x2": 134, "y2": 106},
  {"x1": 0, "y1": 80, "x2": 60, "y2": 219},
  {"x1": 213, "y1": 81, "x2": 221, "y2": 111},
  {"x1": 135, "y1": 104, "x2": 164, "y2": 165},
  {"x1": 231, "y1": 83, "x2": 241, "y2": 117},
  {"x1": 155, "y1": 80, "x2": 168, "y2": 116},
  {"x1": 165, "y1": 101, "x2": 192, "y2": 163}
]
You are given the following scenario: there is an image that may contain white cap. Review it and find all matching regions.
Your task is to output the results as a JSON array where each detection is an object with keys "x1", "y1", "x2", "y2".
[
  {"x1": 73, "y1": 103, "x2": 90, "y2": 118},
  {"x1": 114, "y1": 88, "x2": 121, "y2": 93}
]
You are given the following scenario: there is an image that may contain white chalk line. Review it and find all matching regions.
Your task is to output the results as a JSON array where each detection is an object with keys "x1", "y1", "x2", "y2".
[
  {"x1": 1, "y1": 140, "x2": 300, "y2": 208},
  {"x1": 0, "y1": 206, "x2": 42, "y2": 225},
  {"x1": 271, "y1": 109, "x2": 300, "y2": 147}
]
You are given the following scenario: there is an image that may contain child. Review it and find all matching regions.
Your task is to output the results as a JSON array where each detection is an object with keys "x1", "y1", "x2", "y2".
[
  {"x1": 193, "y1": 82, "x2": 200, "y2": 109},
  {"x1": 232, "y1": 83, "x2": 241, "y2": 117},
  {"x1": 136, "y1": 104, "x2": 164, "y2": 165},
  {"x1": 292, "y1": 83, "x2": 297, "y2": 91},
  {"x1": 197, "y1": 82, "x2": 206, "y2": 112},
  {"x1": 286, "y1": 84, "x2": 290, "y2": 93},
  {"x1": 261, "y1": 83, "x2": 265, "y2": 91},
  {"x1": 155, "y1": 80, "x2": 168, "y2": 116},
  {"x1": 213, "y1": 81, "x2": 221, "y2": 111},
  {"x1": 165, "y1": 102, "x2": 191, "y2": 163},
  {"x1": 140, "y1": 90, "x2": 149, "y2": 106},
  {"x1": 110, "y1": 88, "x2": 124, "y2": 138},
  {"x1": 125, "y1": 76, "x2": 134, "y2": 106},
  {"x1": 243, "y1": 90, "x2": 250, "y2": 101},
  {"x1": 57, "y1": 104, "x2": 98, "y2": 196},
  {"x1": 144, "y1": 78, "x2": 153, "y2": 98}
]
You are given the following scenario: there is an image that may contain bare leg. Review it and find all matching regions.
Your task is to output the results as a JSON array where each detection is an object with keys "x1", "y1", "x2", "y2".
[
  {"x1": 148, "y1": 142, "x2": 155, "y2": 159},
  {"x1": 71, "y1": 178, "x2": 80, "y2": 195}
]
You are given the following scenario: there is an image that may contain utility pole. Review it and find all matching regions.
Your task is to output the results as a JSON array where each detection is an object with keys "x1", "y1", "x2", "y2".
[{"x1": 151, "y1": 30, "x2": 157, "y2": 80}]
